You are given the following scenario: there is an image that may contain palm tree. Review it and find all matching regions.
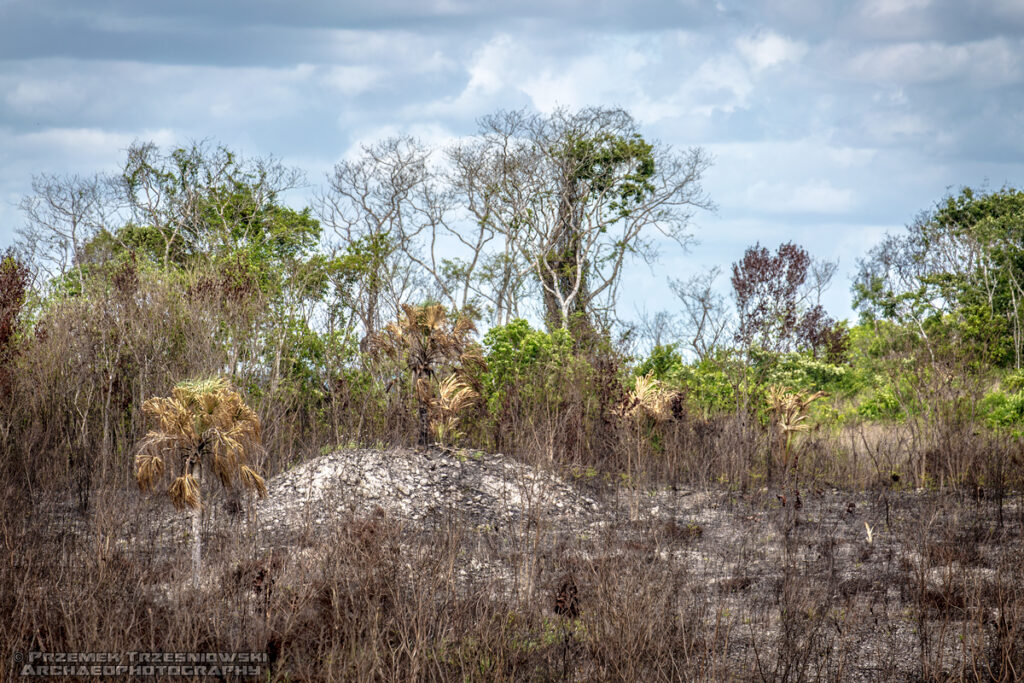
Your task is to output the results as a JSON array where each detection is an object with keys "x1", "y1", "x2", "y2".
[
  {"x1": 430, "y1": 373, "x2": 480, "y2": 444},
  {"x1": 371, "y1": 303, "x2": 484, "y2": 447},
  {"x1": 135, "y1": 377, "x2": 267, "y2": 586},
  {"x1": 618, "y1": 373, "x2": 678, "y2": 519},
  {"x1": 765, "y1": 384, "x2": 828, "y2": 472},
  {"x1": 621, "y1": 372, "x2": 675, "y2": 422}
]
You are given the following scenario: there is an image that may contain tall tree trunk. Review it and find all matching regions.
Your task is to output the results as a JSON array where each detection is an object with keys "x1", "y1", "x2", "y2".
[
  {"x1": 190, "y1": 459, "x2": 202, "y2": 588},
  {"x1": 542, "y1": 179, "x2": 591, "y2": 333},
  {"x1": 417, "y1": 400, "x2": 430, "y2": 447}
]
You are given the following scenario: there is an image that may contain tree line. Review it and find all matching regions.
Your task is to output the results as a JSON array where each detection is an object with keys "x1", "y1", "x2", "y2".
[{"x1": 2, "y1": 105, "x2": 1024, "y2": 506}]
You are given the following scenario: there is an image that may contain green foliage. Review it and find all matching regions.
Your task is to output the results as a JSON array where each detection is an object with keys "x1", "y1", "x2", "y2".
[
  {"x1": 674, "y1": 352, "x2": 740, "y2": 417},
  {"x1": 854, "y1": 186, "x2": 1024, "y2": 368},
  {"x1": 634, "y1": 344, "x2": 684, "y2": 381},
  {"x1": 750, "y1": 348, "x2": 857, "y2": 396},
  {"x1": 271, "y1": 317, "x2": 359, "y2": 402},
  {"x1": 1003, "y1": 369, "x2": 1024, "y2": 393},
  {"x1": 481, "y1": 319, "x2": 574, "y2": 414},
  {"x1": 562, "y1": 131, "x2": 656, "y2": 220},
  {"x1": 981, "y1": 389, "x2": 1024, "y2": 437},
  {"x1": 856, "y1": 384, "x2": 905, "y2": 421}
]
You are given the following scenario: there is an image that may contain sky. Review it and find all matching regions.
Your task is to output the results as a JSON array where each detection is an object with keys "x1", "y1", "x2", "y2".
[{"x1": 2, "y1": 0, "x2": 1024, "y2": 325}]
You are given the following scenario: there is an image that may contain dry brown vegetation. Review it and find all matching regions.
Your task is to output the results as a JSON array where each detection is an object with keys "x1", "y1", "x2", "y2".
[
  {"x1": 3, "y1": 179, "x2": 1024, "y2": 680},
  {"x1": 4, "y1": 447, "x2": 1024, "y2": 681}
]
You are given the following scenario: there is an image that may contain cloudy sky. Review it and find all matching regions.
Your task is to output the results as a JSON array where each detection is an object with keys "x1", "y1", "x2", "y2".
[{"x1": 2, "y1": 0, "x2": 1023, "y2": 322}]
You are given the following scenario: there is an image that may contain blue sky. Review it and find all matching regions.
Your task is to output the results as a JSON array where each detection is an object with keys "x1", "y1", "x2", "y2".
[{"x1": 2, "y1": 0, "x2": 1023, "y2": 323}]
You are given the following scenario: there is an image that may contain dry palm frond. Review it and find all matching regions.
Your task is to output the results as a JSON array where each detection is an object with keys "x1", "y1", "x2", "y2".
[
  {"x1": 168, "y1": 473, "x2": 201, "y2": 510},
  {"x1": 371, "y1": 303, "x2": 485, "y2": 445},
  {"x1": 452, "y1": 314, "x2": 476, "y2": 340},
  {"x1": 373, "y1": 304, "x2": 480, "y2": 375},
  {"x1": 430, "y1": 374, "x2": 481, "y2": 443},
  {"x1": 135, "y1": 454, "x2": 164, "y2": 492},
  {"x1": 457, "y1": 344, "x2": 487, "y2": 387},
  {"x1": 766, "y1": 384, "x2": 829, "y2": 469},
  {"x1": 766, "y1": 385, "x2": 828, "y2": 436},
  {"x1": 135, "y1": 376, "x2": 267, "y2": 505},
  {"x1": 435, "y1": 374, "x2": 480, "y2": 414},
  {"x1": 621, "y1": 373, "x2": 676, "y2": 422},
  {"x1": 415, "y1": 377, "x2": 434, "y2": 403},
  {"x1": 142, "y1": 396, "x2": 196, "y2": 442},
  {"x1": 422, "y1": 302, "x2": 446, "y2": 332},
  {"x1": 239, "y1": 465, "x2": 268, "y2": 498}
]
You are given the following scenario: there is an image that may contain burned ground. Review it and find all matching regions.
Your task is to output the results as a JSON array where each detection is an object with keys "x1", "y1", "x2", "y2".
[{"x1": 6, "y1": 446, "x2": 1024, "y2": 681}]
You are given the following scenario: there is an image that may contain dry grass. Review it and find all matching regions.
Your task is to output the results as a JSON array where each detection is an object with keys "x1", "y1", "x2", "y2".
[
  {"x1": 4, "y1": 458, "x2": 1024, "y2": 681},
  {"x1": 3, "y1": 265, "x2": 1024, "y2": 680}
]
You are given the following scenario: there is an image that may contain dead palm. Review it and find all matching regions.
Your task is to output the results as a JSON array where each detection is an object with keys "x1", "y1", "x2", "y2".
[
  {"x1": 619, "y1": 373, "x2": 677, "y2": 519},
  {"x1": 765, "y1": 384, "x2": 828, "y2": 472},
  {"x1": 430, "y1": 373, "x2": 480, "y2": 444},
  {"x1": 135, "y1": 377, "x2": 267, "y2": 586},
  {"x1": 372, "y1": 303, "x2": 483, "y2": 446}
]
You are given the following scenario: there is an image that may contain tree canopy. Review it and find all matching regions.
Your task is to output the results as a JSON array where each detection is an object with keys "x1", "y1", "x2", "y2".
[{"x1": 854, "y1": 186, "x2": 1024, "y2": 367}]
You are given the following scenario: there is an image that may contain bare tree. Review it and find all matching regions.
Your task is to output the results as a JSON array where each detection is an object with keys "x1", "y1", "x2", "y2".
[
  {"x1": 669, "y1": 266, "x2": 733, "y2": 361},
  {"x1": 448, "y1": 107, "x2": 713, "y2": 332},
  {"x1": 445, "y1": 131, "x2": 535, "y2": 325},
  {"x1": 634, "y1": 308, "x2": 679, "y2": 351},
  {"x1": 317, "y1": 137, "x2": 457, "y2": 339},
  {"x1": 17, "y1": 173, "x2": 113, "y2": 287}
]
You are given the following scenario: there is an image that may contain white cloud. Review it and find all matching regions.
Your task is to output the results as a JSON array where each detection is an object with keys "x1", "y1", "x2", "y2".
[
  {"x1": 427, "y1": 30, "x2": 770, "y2": 123},
  {"x1": 419, "y1": 34, "x2": 526, "y2": 117},
  {"x1": 735, "y1": 31, "x2": 807, "y2": 72},
  {"x1": 859, "y1": 111, "x2": 932, "y2": 144},
  {"x1": 860, "y1": 0, "x2": 932, "y2": 18},
  {"x1": 320, "y1": 65, "x2": 379, "y2": 96},
  {"x1": 847, "y1": 38, "x2": 1023, "y2": 85},
  {"x1": 708, "y1": 138, "x2": 878, "y2": 170},
  {"x1": 12, "y1": 126, "x2": 177, "y2": 158},
  {"x1": 682, "y1": 54, "x2": 754, "y2": 115},
  {"x1": 1, "y1": 61, "x2": 329, "y2": 124},
  {"x1": 464, "y1": 34, "x2": 519, "y2": 97},
  {"x1": 520, "y1": 47, "x2": 650, "y2": 113},
  {"x1": 745, "y1": 179, "x2": 855, "y2": 214}
]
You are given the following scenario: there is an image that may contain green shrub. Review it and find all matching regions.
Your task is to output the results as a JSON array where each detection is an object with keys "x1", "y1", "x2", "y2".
[
  {"x1": 981, "y1": 389, "x2": 1024, "y2": 436},
  {"x1": 753, "y1": 349, "x2": 859, "y2": 395},
  {"x1": 675, "y1": 352, "x2": 740, "y2": 417},
  {"x1": 856, "y1": 384, "x2": 904, "y2": 421},
  {"x1": 481, "y1": 319, "x2": 574, "y2": 414},
  {"x1": 634, "y1": 344, "x2": 684, "y2": 381},
  {"x1": 1002, "y1": 369, "x2": 1024, "y2": 393}
]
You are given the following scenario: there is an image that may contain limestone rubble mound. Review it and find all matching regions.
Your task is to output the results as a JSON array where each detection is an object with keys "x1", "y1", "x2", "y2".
[{"x1": 253, "y1": 446, "x2": 600, "y2": 541}]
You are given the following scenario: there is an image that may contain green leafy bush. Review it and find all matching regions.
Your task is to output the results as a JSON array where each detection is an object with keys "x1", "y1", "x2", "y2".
[
  {"x1": 856, "y1": 384, "x2": 904, "y2": 421},
  {"x1": 981, "y1": 389, "x2": 1024, "y2": 436},
  {"x1": 634, "y1": 344, "x2": 684, "y2": 381},
  {"x1": 675, "y1": 352, "x2": 740, "y2": 417},
  {"x1": 1002, "y1": 369, "x2": 1024, "y2": 394},
  {"x1": 481, "y1": 319, "x2": 574, "y2": 414},
  {"x1": 752, "y1": 349, "x2": 858, "y2": 395}
]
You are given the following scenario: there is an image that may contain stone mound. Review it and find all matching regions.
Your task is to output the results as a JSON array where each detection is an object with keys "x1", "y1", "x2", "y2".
[{"x1": 254, "y1": 447, "x2": 599, "y2": 541}]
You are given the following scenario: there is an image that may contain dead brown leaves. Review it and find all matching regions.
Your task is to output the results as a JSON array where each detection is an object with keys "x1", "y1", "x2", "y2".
[{"x1": 135, "y1": 376, "x2": 267, "y2": 509}]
